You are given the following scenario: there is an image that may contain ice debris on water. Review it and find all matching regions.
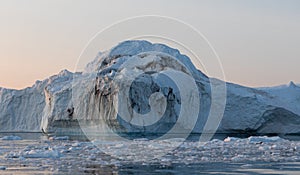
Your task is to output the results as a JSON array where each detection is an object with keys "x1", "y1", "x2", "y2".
[
  {"x1": 0, "y1": 135, "x2": 22, "y2": 140},
  {"x1": 50, "y1": 136, "x2": 69, "y2": 140},
  {"x1": 248, "y1": 136, "x2": 282, "y2": 144},
  {"x1": 22, "y1": 150, "x2": 62, "y2": 158},
  {"x1": 224, "y1": 137, "x2": 239, "y2": 142},
  {"x1": 0, "y1": 135, "x2": 300, "y2": 173}
]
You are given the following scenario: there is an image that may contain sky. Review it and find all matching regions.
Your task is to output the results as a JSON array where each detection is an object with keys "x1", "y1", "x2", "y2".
[{"x1": 0, "y1": 0, "x2": 299, "y2": 89}]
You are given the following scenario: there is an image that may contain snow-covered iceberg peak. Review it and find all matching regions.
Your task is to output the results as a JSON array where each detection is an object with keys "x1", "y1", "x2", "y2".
[
  {"x1": 288, "y1": 81, "x2": 298, "y2": 88},
  {"x1": 84, "y1": 40, "x2": 207, "y2": 80}
]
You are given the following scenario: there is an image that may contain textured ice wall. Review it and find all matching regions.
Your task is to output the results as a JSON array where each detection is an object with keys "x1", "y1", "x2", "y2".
[{"x1": 0, "y1": 70, "x2": 75, "y2": 131}]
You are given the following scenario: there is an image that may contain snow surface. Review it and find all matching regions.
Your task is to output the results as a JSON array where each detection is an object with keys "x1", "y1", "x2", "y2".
[{"x1": 258, "y1": 81, "x2": 300, "y2": 115}]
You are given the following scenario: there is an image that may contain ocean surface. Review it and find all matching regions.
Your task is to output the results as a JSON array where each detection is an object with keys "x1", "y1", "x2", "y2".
[{"x1": 0, "y1": 132, "x2": 300, "y2": 174}]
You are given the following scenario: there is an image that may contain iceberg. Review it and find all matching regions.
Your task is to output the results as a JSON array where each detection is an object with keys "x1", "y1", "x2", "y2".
[{"x1": 0, "y1": 40, "x2": 299, "y2": 137}]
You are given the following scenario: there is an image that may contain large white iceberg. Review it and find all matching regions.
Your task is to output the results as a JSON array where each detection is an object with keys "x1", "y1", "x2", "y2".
[{"x1": 0, "y1": 40, "x2": 299, "y2": 136}]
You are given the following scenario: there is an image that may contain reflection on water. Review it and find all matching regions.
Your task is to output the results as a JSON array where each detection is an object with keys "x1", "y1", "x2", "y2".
[
  {"x1": 74, "y1": 162, "x2": 300, "y2": 175},
  {"x1": 2, "y1": 162, "x2": 300, "y2": 175},
  {"x1": 116, "y1": 162, "x2": 300, "y2": 175}
]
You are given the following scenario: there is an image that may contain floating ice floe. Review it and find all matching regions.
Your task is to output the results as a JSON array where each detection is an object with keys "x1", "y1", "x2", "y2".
[
  {"x1": 22, "y1": 150, "x2": 62, "y2": 158},
  {"x1": 0, "y1": 135, "x2": 22, "y2": 140},
  {"x1": 50, "y1": 136, "x2": 69, "y2": 140},
  {"x1": 6, "y1": 148, "x2": 63, "y2": 159},
  {"x1": 248, "y1": 136, "x2": 282, "y2": 144},
  {"x1": 224, "y1": 137, "x2": 239, "y2": 142}
]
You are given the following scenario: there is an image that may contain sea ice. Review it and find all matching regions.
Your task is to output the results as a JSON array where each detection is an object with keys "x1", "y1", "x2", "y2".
[
  {"x1": 50, "y1": 136, "x2": 69, "y2": 140},
  {"x1": 0, "y1": 135, "x2": 22, "y2": 140},
  {"x1": 248, "y1": 136, "x2": 282, "y2": 144},
  {"x1": 224, "y1": 137, "x2": 239, "y2": 142},
  {"x1": 22, "y1": 150, "x2": 62, "y2": 158}
]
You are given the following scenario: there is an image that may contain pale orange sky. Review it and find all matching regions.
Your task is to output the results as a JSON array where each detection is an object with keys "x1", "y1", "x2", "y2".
[{"x1": 1, "y1": 0, "x2": 300, "y2": 89}]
